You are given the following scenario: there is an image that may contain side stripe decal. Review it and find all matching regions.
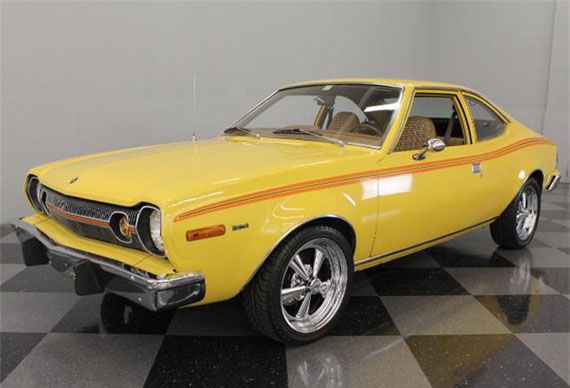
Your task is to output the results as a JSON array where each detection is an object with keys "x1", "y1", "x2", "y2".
[{"x1": 174, "y1": 137, "x2": 555, "y2": 222}]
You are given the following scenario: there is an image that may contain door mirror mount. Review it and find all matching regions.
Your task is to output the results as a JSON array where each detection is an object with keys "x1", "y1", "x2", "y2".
[{"x1": 413, "y1": 138, "x2": 446, "y2": 160}]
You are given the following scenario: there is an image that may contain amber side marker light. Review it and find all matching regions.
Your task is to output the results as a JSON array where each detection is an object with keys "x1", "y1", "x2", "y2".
[{"x1": 186, "y1": 224, "x2": 226, "y2": 241}]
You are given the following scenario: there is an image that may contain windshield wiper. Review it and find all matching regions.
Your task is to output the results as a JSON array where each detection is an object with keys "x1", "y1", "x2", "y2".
[
  {"x1": 223, "y1": 126, "x2": 261, "y2": 138},
  {"x1": 272, "y1": 128, "x2": 345, "y2": 147}
]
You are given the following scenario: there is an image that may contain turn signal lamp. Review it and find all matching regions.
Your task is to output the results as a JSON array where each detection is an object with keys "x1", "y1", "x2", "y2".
[{"x1": 186, "y1": 225, "x2": 226, "y2": 241}]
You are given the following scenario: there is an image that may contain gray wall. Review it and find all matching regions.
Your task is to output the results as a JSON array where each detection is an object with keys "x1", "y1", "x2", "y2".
[
  {"x1": 1, "y1": 1, "x2": 567, "y2": 222},
  {"x1": 428, "y1": 0, "x2": 569, "y2": 181}
]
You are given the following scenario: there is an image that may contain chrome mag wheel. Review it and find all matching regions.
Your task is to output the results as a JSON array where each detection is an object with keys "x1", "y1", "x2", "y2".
[
  {"x1": 516, "y1": 186, "x2": 539, "y2": 241},
  {"x1": 280, "y1": 238, "x2": 348, "y2": 334}
]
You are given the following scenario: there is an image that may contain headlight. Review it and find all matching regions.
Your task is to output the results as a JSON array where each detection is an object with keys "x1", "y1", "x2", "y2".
[
  {"x1": 136, "y1": 206, "x2": 165, "y2": 256},
  {"x1": 149, "y1": 209, "x2": 164, "y2": 252},
  {"x1": 26, "y1": 176, "x2": 45, "y2": 214}
]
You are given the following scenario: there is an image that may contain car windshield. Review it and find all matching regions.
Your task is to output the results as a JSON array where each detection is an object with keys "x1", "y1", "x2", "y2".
[{"x1": 229, "y1": 84, "x2": 403, "y2": 147}]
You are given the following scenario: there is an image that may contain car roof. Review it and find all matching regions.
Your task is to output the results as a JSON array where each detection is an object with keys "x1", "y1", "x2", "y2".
[{"x1": 283, "y1": 78, "x2": 477, "y2": 93}]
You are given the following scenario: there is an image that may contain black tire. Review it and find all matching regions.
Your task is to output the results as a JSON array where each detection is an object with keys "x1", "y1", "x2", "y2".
[
  {"x1": 243, "y1": 225, "x2": 353, "y2": 344},
  {"x1": 490, "y1": 177, "x2": 541, "y2": 249}
]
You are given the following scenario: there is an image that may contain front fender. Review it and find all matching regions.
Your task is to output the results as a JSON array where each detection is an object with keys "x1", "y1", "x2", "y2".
[{"x1": 163, "y1": 178, "x2": 378, "y2": 304}]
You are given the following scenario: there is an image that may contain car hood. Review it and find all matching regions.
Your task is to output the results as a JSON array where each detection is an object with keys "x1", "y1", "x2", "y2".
[{"x1": 32, "y1": 136, "x2": 376, "y2": 210}]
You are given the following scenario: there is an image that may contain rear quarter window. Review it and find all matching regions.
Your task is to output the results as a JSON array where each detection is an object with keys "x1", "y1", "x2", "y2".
[{"x1": 466, "y1": 96, "x2": 506, "y2": 141}]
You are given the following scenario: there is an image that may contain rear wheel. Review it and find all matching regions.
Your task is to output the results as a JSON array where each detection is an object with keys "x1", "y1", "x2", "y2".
[
  {"x1": 243, "y1": 225, "x2": 353, "y2": 344},
  {"x1": 491, "y1": 177, "x2": 541, "y2": 249}
]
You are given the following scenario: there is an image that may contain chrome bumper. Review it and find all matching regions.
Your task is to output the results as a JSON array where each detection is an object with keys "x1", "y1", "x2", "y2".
[
  {"x1": 546, "y1": 174, "x2": 561, "y2": 192},
  {"x1": 11, "y1": 219, "x2": 205, "y2": 311}
]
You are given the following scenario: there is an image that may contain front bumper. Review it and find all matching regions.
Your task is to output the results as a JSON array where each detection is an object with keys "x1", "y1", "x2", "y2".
[
  {"x1": 546, "y1": 174, "x2": 561, "y2": 192},
  {"x1": 11, "y1": 219, "x2": 205, "y2": 311}
]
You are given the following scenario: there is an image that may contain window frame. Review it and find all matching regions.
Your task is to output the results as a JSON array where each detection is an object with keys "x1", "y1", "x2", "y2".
[
  {"x1": 460, "y1": 92, "x2": 509, "y2": 143},
  {"x1": 391, "y1": 89, "x2": 472, "y2": 153}
]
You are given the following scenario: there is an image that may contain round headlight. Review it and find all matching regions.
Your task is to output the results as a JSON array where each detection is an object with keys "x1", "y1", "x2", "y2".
[
  {"x1": 149, "y1": 209, "x2": 164, "y2": 252},
  {"x1": 135, "y1": 205, "x2": 165, "y2": 256},
  {"x1": 26, "y1": 176, "x2": 45, "y2": 214}
]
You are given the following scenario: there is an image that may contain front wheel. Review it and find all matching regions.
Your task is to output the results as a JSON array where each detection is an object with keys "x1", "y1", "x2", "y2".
[
  {"x1": 491, "y1": 177, "x2": 541, "y2": 249},
  {"x1": 243, "y1": 225, "x2": 353, "y2": 344}
]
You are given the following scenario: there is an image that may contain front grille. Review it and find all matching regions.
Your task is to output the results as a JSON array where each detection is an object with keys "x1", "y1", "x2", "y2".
[{"x1": 42, "y1": 186, "x2": 146, "y2": 251}]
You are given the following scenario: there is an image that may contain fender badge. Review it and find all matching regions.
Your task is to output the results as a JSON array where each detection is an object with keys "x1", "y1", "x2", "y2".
[
  {"x1": 232, "y1": 223, "x2": 249, "y2": 231},
  {"x1": 69, "y1": 176, "x2": 79, "y2": 184}
]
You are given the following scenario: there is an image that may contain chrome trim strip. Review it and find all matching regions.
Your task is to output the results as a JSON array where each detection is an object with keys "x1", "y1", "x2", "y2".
[
  {"x1": 12, "y1": 219, "x2": 202, "y2": 290},
  {"x1": 239, "y1": 214, "x2": 355, "y2": 292},
  {"x1": 546, "y1": 174, "x2": 561, "y2": 192},
  {"x1": 230, "y1": 89, "x2": 280, "y2": 128},
  {"x1": 354, "y1": 217, "x2": 497, "y2": 267},
  {"x1": 109, "y1": 210, "x2": 134, "y2": 243},
  {"x1": 135, "y1": 204, "x2": 166, "y2": 257},
  {"x1": 26, "y1": 176, "x2": 45, "y2": 214}
]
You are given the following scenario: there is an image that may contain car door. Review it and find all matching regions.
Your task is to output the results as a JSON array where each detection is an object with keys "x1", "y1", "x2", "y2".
[
  {"x1": 460, "y1": 92, "x2": 514, "y2": 218},
  {"x1": 370, "y1": 89, "x2": 488, "y2": 259}
]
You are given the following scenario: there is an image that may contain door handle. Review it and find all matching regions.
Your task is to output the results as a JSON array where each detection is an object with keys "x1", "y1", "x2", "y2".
[{"x1": 472, "y1": 163, "x2": 482, "y2": 174}]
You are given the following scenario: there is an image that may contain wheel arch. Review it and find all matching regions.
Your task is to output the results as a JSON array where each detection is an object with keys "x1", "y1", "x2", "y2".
[
  {"x1": 240, "y1": 214, "x2": 356, "y2": 292},
  {"x1": 528, "y1": 169, "x2": 544, "y2": 190}
]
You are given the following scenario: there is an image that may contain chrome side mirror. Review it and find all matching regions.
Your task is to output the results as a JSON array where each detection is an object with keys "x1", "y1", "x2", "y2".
[{"x1": 413, "y1": 138, "x2": 446, "y2": 160}]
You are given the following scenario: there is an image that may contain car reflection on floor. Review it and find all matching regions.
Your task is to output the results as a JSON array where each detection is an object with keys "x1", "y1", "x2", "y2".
[{"x1": 93, "y1": 247, "x2": 550, "y2": 388}]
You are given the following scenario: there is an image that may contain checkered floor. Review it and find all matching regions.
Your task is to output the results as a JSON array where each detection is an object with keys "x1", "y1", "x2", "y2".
[{"x1": 1, "y1": 185, "x2": 568, "y2": 387}]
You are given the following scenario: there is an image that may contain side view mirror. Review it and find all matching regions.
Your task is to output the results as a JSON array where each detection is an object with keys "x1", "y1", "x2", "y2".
[{"x1": 413, "y1": 138, "x2": 446, "y2": 160}]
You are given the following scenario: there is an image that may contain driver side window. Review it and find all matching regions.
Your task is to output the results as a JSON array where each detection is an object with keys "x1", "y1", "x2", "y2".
[{"x1": 394, "y1": 94, "x2": 467, "y2": 152}]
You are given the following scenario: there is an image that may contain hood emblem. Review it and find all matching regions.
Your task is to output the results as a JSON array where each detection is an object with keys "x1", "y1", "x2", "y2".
[{"x1": 69, "y1": 176, "x2": 79, "y2": 184}]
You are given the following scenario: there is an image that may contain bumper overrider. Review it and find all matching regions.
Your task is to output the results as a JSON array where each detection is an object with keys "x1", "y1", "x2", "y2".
[
  {"x1": 546, "y1": 174, "x2": 561, "y2": 192},
  {"x1": 11, "y1": 219, "x2": 205, "y2": 311}
]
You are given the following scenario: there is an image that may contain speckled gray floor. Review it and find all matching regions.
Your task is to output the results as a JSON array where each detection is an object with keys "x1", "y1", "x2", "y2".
[{"x1": 1, "y1": 184, "x2": 569, "y2": 387}]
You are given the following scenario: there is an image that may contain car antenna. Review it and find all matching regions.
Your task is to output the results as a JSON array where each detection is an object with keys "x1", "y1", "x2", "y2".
[{"x1": 191, "y1": 72, "x2": 198, "y2": 143}]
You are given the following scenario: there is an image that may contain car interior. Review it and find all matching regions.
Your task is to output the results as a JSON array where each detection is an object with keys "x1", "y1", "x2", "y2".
[{"x1": 394, "y1": 95, "x2": 468, "y2": 152}]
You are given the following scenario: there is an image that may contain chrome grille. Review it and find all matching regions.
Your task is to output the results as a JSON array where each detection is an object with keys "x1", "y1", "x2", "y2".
[{"x1": 42, "y1": 186, "x2": 145, "y2": 251}]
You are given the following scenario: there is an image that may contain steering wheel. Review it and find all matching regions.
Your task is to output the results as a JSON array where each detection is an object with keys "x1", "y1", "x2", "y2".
[{"x1": 351, "y1": 123, "x2": 384, "y2": 137}]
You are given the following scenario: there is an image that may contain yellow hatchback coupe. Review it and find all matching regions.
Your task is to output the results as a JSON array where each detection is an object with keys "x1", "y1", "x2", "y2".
[{"x1": 13, "y1": 79, "x2": 560, "y2": 343}]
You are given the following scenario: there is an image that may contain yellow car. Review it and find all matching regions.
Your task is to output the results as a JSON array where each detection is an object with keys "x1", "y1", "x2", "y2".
[{"x1": 13, "y1": 79, "x2": 560, "y2": 343}]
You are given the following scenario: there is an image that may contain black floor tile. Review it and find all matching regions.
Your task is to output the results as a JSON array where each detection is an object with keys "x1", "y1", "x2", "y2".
[
  {"x1": 1, "y1": 332, "x2": 46, "y2": 382},
  {"x1": 331, "y1": 296, "x2": 399, "y2": 336},
  {"x1": 406, "y1": 334, "x2": 568, "y2": 388},
  {"x1": 531, "y1": 268, "x2": 569, "y2": 294},
  {"x1": 0, "y1": 243, "x2": 23, "y2": 264},
  {"x1": 52, "y1": 293, "x2": 175, "y2": 334},
  {"x1": 168, "y1": 297, "x2": 257, "y2": 336},
  {"x1": 0, "y1": 265, "x2": 75, "y2": 293},
  {"x1": 368, "y1": 268, "x2": 468, "y2": 296},
  {"x1": 427, "y1": 246, "x2": 515, "y2": 268},
  {"x1": 144, "y1": 336, "x2": 287, "y2": 387},
  {"x1": 476, "y1": 294, "x2": 570, "y2": 333}
]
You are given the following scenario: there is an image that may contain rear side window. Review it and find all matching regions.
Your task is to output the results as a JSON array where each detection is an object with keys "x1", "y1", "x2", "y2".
[{"x1": 466, "y1": 96, "x2": 506, "y2": 141}]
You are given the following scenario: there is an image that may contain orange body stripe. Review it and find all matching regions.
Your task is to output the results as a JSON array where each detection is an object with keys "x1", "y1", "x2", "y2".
[
  {"x1": 174, "y1": 138, "x2": 555, "y2": 222},
  {"x1": 47, "y1": 204, "x2": 110, "y2": 228},
  {"x1": 47, "y1": 203, "x2": 137, "y2": 232}
]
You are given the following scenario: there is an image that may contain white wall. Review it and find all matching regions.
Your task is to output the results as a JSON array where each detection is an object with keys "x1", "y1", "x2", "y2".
[
  {"x1": 1, "y1": 1, "x2": 567, "y2": 222},
  {"x1": 542, "y1": 0, "x2": 569, "y2": 180},
  {"x1": 1, "y1": 1, "x2": 433, "y2": 221},
  {"x1": 428, "y1": 0, "x2": 568, "y2": 180}
]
